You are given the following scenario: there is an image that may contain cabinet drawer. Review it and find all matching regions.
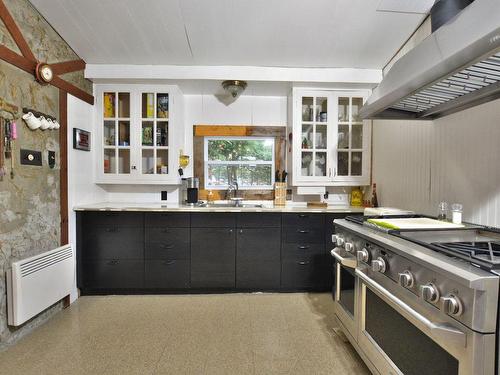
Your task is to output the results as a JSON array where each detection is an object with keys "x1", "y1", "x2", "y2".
[
  {"x1": 82, "y1": 260, "x2": 144, "y2": 289},
  {"x1": 145, "y1": 228, "x2": 190, "y2": 259},
  {"x1": 237, "y1": 213, "x2": 281, "y2": 228},
  {"x1": 83, "y1": 227, "x2": 143, "y2": 260},
  {"x1": 236, "y1": 261, "x2": 280, "y2": 290},
  {"x1": 145, "y1": 259, "x2": 190, "y2": 289},
  {"x1": 191, "y1": 213, "x2": 236, "y2": 227},
  {"x1": 82, "y1": 212, "x2": 143, "y2": 227},
  {"x1": 282, "y1": 243, "x2": 325, "y2": 260},
  {"x1": 282, "y1": 227, "x2": 324, "y2": 244},
  {"x1": 145, "y1": 213, "x2": 190, "y2": 227},
  {"x1": 282, "y1": 213, "x2": 324, "y2": 228},
  {"x1": 281, "y1": 258, "x2": 329, "y2": 289}
]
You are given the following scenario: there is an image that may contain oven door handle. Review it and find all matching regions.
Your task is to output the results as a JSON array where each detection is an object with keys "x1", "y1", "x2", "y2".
[
  {"x1": 356, "y1": 269, "x2": 467, "y2": 348},
  {"x1": 330, "y1": 248, "x2": 357, "y2": 269}
]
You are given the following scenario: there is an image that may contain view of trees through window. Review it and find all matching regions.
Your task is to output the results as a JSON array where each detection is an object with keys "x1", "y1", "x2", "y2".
[{"x1": 205, "y1": 137, "x2": 275, "y2": 189}]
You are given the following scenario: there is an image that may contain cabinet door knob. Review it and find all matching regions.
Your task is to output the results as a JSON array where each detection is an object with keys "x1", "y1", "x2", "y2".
[
  {"x1": 297, "y1": 229, "x2": 310, "y2": 234},
  {"x1": 298, "y1": 261, "x2": 310, "y2": 265},
  {"x1": 298, "y1": 245, "x2": 310, "y2": 250},
  {"x1": 239, "y1": 229, "x2": 243, "y2": 234}
]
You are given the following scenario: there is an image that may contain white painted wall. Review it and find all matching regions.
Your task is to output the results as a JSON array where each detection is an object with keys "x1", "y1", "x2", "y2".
[
  {"x1": 372, "y1": 98, "x2": 500, "y2": 227},
  {"x1": 67, "y1": 94, "x2": 107, "y2": 301},
  {"x1": 103, "y1": 93, "x2": 287, "y2": 202}
]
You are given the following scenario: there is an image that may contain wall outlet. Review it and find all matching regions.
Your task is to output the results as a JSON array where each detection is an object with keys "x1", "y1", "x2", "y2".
[
  {"x1": 161, "y1": 191, "x2": 169, "y2": 201},
  {"x1": 20, "y1": 149, "x2": 42, "y2": 166}
]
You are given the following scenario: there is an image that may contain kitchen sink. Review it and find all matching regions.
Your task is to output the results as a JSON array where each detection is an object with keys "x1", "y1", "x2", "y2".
[{"x1": 201, "y1": 201, "x2": 266, "y2": 209}]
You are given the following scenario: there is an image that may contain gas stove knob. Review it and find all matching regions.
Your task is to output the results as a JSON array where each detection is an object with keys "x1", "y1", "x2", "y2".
[
  {"x1": 331, "y1": 235, "x2": 339, "y2": 244},
  {"x1": 344, "y1": 242, "x2": 355, "y2": 253},
  {"x1": 441, "y1": 294, "x2": 463, "y2": 317},
  {"x1": 357, "y1": 248, "x2": 370, "y2": 263},
  {"x1": 398, "y1": 271, "x2": 414, "y2": 288},
  {"x1": 371, "y1": 257, "x2": 386, "y2": 273},
  {"x1": 420, "y1": 283, "x2": 440, "y2": 304}
]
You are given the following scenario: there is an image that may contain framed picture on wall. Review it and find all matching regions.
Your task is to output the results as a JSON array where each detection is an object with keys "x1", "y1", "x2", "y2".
[{"x1": 73, "y1": 128, "x2": 90, "y2": 151}]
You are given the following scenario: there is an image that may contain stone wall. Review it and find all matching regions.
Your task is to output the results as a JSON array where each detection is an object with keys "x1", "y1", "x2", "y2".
[{"x1": 0, "y1": 0, "x2": 91, "y2": 350}]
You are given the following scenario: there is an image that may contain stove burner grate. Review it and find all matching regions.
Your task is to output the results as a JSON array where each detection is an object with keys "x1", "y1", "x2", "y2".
[{"x1": 430, "y1": 241, "x2": 500, "y2": 265}]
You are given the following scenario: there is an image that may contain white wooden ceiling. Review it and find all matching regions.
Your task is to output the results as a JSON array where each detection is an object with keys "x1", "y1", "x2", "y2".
[{"x1": 30, "y1": 0, "x2": 431, "y2": 69}]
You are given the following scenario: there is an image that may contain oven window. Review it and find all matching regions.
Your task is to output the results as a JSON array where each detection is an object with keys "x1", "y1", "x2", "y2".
[
  {"x1": 339, "y1": 266, "x2": 355, "y2": 316},
  {"x1": 365, "y1": 288, "x2": 459, "y2": 375}
]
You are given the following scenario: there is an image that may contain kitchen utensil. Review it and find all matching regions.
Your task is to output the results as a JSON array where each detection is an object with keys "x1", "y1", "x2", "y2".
[
  {"x1": 367, "y1": 217, "x2": 464, "y2": 230},
  {"x1": 307, "y1": 201, "x2": 327, "y2": 208}
]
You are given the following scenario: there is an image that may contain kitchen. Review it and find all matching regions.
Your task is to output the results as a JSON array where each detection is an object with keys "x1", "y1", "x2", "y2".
[{"x1": 0, "y1": 0, "x2": 499, "y2": 374}]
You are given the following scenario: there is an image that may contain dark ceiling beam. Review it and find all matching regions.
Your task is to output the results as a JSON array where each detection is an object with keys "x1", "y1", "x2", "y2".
[
  {"x1": 51, "y1": 76, "x2": 94, "y2": 105},
  {"x1": 0, "y1": 0, "x2": 37, "y2": 62},
  {"x1": 0, "y1": 45, "x2": 36, "y2": 74},
  {"x1": 51, "y1": 59, "x2": 86, "y2": 75}
]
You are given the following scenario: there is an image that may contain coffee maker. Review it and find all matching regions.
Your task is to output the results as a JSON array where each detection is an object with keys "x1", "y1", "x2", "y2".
[{"x1": 181, "y1": 177, "x2": 199, "y2": 205}]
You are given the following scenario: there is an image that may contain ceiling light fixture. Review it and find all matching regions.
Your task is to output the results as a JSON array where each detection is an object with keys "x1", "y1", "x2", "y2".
[{"x1": 222, "y1": 80, "x2": 247, "y2": 98}]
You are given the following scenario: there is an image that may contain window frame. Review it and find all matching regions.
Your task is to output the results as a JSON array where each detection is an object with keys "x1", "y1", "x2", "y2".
[{"x1": 204, "y1": 136, "x2": 276, "y2": 190}]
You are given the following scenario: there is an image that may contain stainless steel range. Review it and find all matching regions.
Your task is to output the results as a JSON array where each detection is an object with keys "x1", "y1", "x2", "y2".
[{"x1": 330, "y1": 215, "x2": 500, "y2": 375}]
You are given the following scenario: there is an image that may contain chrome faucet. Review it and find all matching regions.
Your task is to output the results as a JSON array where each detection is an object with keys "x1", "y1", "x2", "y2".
[{"x1": 227, "y1": 181, "x2": 239, "y2": 200}]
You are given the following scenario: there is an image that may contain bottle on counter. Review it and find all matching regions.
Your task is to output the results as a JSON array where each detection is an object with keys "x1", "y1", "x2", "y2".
[
  {"x1": 451, "y1": 203, "x2": 463, "y2": 224},
  {"x1": 437, "y1": 201, "x2": 448, "y2": 221},
  {"x1": 350, "y1": 186, "x2": 363, "y2": 206},
  {"x1": 371, "y1": 183, "x2": 379, "y2": 208}
]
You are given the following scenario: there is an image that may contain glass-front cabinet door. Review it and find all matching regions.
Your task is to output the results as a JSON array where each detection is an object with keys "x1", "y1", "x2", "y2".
[
  {"x1": 140, "y1": 92, "x2": 169, "y2": 176},
  {"x1": 335, "y1": 95, "x2": 369, "y2": 184},
  {"x1": 297, "y1": 92, "x2": 333, "y2": 182},
  {"x1": 102, "y1": 91, "x2": 131, "y2": 175},
  {"x1": 95, "y1": 84, "x2": 183, "y2": 184},
  {"x1": 292, "y1": 89, "x2": 370, "y2": 186}
]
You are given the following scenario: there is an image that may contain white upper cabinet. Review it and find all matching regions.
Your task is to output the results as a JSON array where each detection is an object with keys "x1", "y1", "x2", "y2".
[
  {"x1": 95, "y1": 84, "x2": 184, "y2": 184},
  {"x1": 289, "y1": 88, "x2": 371, "y2": 186}
]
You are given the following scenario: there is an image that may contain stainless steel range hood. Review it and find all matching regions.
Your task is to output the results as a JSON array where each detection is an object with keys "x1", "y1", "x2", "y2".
[{"x1": 360, "y1": 0, "x2": 500, "y2": 120}]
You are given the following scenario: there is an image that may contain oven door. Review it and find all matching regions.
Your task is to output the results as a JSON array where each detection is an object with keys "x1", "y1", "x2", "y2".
[
  {"x1": 331, "y1": 247, "x2": 358, "y2": 340},
  {"x1": 356, "y1": 267, "x2": 496, "y2": 375}
]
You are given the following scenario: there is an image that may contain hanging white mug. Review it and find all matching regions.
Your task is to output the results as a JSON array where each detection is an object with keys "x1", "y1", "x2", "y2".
[
  {"x1": 52, "y1": 120, "x2": 60, "y2": 129},
  {"x1": 47, "y1": 118, "x2": 55, "y2": 130},
  {"x1": 22, "y1": 112, "x2": 41, "y2": 130},
  {"x1": 39, "y1": 116, "x2": 50, "y2": 130}
]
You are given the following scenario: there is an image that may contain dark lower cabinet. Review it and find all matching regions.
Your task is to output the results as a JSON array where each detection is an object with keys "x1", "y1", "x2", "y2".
[
  {"x1": 191, "y1": 227, "x2": 236, "y2": 289},
  {"x1": 145, "y1": 259, "x2": 190, "y2": 289},
  {"x1": 236, "y1": 228, "x2": 281, "y2": 290},
  {"x1": 82, "y1": 260, "x2": 144, "y2": 289},
  {"x1": 77, "y1": 211, "x2": 353, "y2": 294}
]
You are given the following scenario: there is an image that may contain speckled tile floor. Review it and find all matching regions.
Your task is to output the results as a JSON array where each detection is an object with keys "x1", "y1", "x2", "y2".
[{"x1": 0, "y1": 293, "x2": 369, "y2": 375}]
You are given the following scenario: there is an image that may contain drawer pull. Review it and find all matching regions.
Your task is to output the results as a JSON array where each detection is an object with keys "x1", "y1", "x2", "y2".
[
  {"x1": 298, "y1": 245, "x2": 310, "y2": 250},
  {"x1": 297, "y1": 261, "x2": 310, "y2": 265},
  {"x1": 298, "y1": 214, "x2": 309, "y2": 218},
  {"x1": 160, "y1": 243, "x2": 175, "y2": 250},
  {"x1": 162, "y1": 260, "x2": 176, "y2": 266},
  {"x1": 106, "y1": 260, "x2": 119, "y2": 266},
  {"x1": 297, "y1": 229, "x2": 310, "y2": 234},
  {"x1": 105, "y1": 228, "x2": 119, "y2": 233}
]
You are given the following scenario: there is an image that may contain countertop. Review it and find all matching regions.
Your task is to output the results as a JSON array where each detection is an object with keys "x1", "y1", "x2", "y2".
[{"x1": 73, "y1": 202, "x2": 366, "y2": 214}]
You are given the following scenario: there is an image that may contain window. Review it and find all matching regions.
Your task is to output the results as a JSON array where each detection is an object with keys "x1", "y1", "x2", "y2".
[{"x1": 204, "y1": 137, "x2": 275, "y2": 189}]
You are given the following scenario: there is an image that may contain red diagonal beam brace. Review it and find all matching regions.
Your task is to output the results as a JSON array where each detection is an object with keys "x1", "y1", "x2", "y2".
[
  {"x1": 52, "y1": 76, "x2": 94, "y2": 105},
  {"x1": 51, "y1": 59, "x2": 86, "y2": 75},
  {"x1": 0, "y1": 0, "x2": 36, "y2": 62}
]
